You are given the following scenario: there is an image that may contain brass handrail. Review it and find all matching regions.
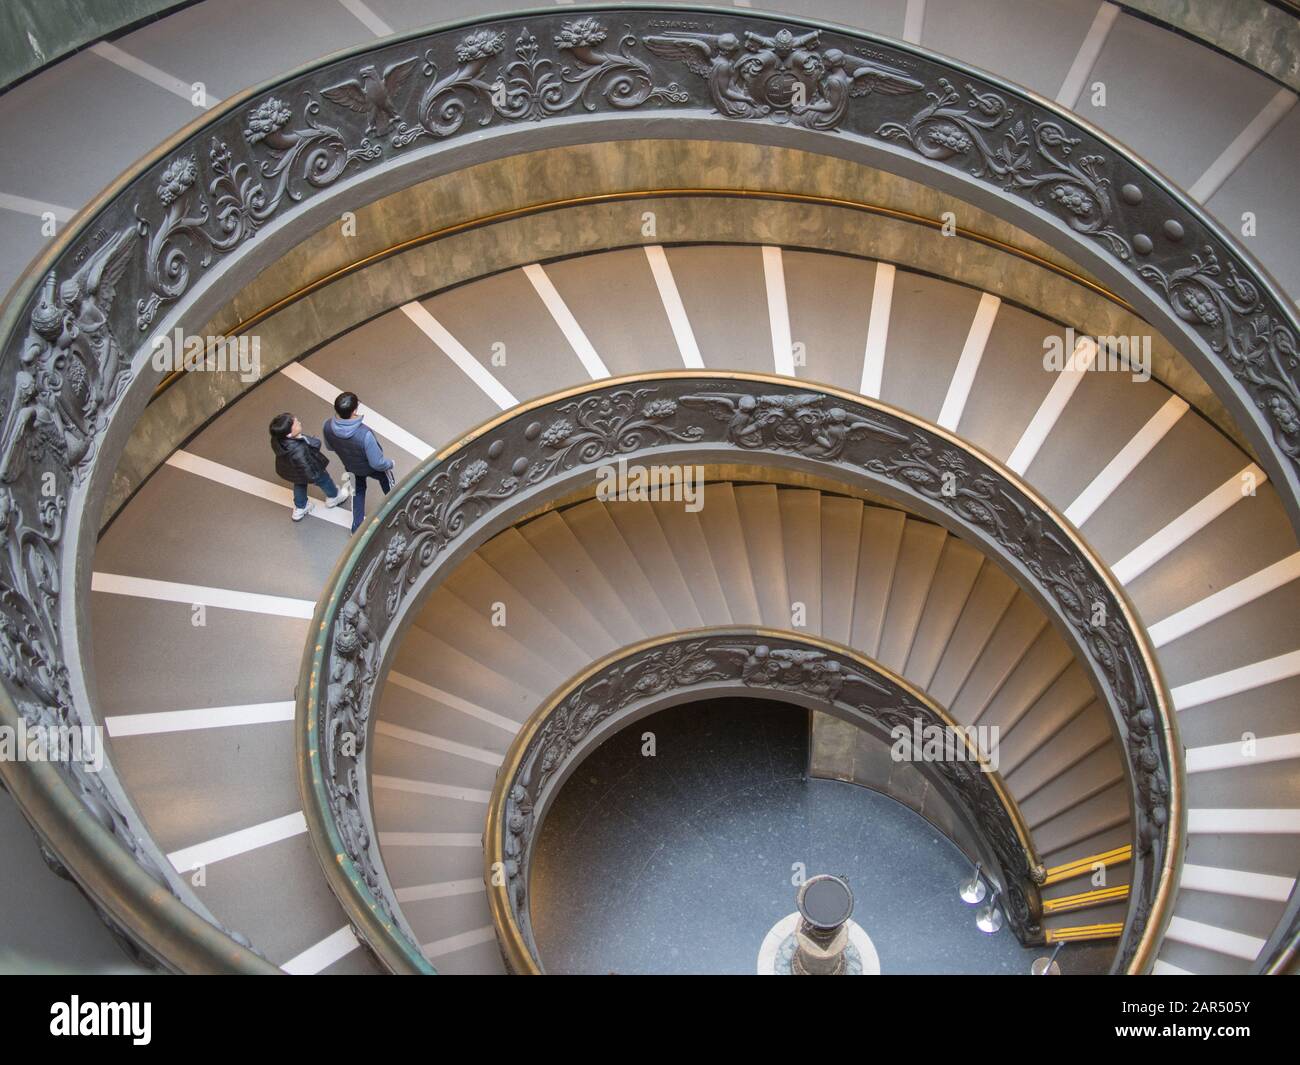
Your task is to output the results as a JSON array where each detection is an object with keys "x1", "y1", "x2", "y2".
[
  {"x1": 12, "y1": 3, "x2": 1293, "y2": 972},
  {"x1": 484, "y1": 627, "x2": 1046, "y2": 973},
  {"x1": 297, "y1": 370, "x2": 1181, "y2": 975}
]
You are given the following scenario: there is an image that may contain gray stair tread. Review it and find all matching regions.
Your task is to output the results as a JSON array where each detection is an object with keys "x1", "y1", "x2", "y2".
[
  {"x1": 562, "y1": 499, "x2": 677, "y2": 634},
  {"x1": 904, "y1": 538, "x2": 984, "y2": 688},
  {"x1": 604, "y1": 501, "x2": 705, "y2": 631},
  {"x1": 734, "y1": 485, "x2": 793, "y2": 628},
  {"x1": 947, "y1": 596, "x2": 1049, "y2": 724},
  {"x1": 950, "y1": 304, "x2": 1064, "y2": 459},
  {"x1": 663, "y1": 245, "x2": 774, "y2": 375},
  {"x1": 778, "y1": 489, "x2": 824, "y2": 635},
  {"x1": 696, "y1": 484, "x2": 764, "y2": 625},
  {"x1": 542, "y1": 247, "x2": 685, "y2": 379},
  {"x1": 299, "y1": 308, "x2": 502, "y2": 454},
  {"x1": 97, "y1": 464, "x2": 343, "y2": 600},
  {"x1": 877, "y1": 519, "x2": 947, "y2": 673},
  {"x1": 189, "y1": 831, "x2": 373, "y2": 972},
  {"x1": 1073, "y1": 11, "x2": 1284, "y2": 190},
  {"x1": 441, "y1": 553, "x2": 593, "y2": 673},
  {"x1": 928, "y1": 563, "x2": 1018, "y2": 707},
  {"x1": 1206, "y1": 101, "x2": 1300, "y2": 299},
  {"x1": 782, "y1": 251, "x2": 880, "y2": 393},
  {"x1": 517, "y1": 511, "x2": 645, "y2": 644},
  {"x1": 653, "y1": 501, "x2": 732, "y2": 627},
  {"x1": 879, "y1": 271, "x2": 984, "y2": 424},
  {"x1": 1078, "y1": 408, "x2": 1249, "y2": 562},
  {"x1": 1020, "y1": 745, "x2": 1125, "y2": 828},
  {"x1": 1002, "y1": 696, "x2": 1109, "y2": 784},
  {"x1": 1032, "y1": 782, "x2": 1130, "y2": 855},
  {"x1": 420, "y1": 268, "x2": 592, "y2": 403},
  {"x1": 849, "y1": 507, "x2": 907, "y2": 657},
  {"x1": 91, "y1": 592, "x2": 306, "y2": 716},
  {"x1": 415, "y1": 586, "x2": 572, "y2": 694},
  {"x1": 394, "y1": 623, "x2": 543, "y2": 721},
  {"x1": 818, "y1": 495, "x2": 864, "y2": 645},
  {"x1": 110, "y1": 724, "x2": 299, "y2": 857},
  {"x1": 476, "y1": 528, "x2": 622, "y2": 658}
]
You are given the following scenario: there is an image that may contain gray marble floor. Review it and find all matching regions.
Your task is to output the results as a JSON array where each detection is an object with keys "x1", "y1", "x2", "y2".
[{"x1": 531, "y1": 698, "x2": 1111, "y2": 975}]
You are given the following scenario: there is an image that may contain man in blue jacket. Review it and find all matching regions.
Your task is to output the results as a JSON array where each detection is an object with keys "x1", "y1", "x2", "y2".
[{"x1": 322, "y1": 391, "x2": 396, "y2": 533}]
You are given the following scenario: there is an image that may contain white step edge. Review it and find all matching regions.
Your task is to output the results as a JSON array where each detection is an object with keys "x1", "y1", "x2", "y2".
[
  {"x1": 281, "y1": 925, "x2": 360, "y2": 975},
  {"x1": 1179, "y1": 863, "x2": 1295, "y2": 902},
  {"x1": 374, "y1": 720, "x2": 503, "y2": 766},
  {"x1": 400, "y1": 302, "x2": 518, "y2": 410},
  {"x1": 1163, "y1": 915, "x2": 1265, "y2": 962},
  {"x1": 936, "y1": 292, "x2": 999, "y2": 432},
  {"x1": 522, "y1": 262, "x2": 610, "y2": 380},
  {"x1": 371, "y1": 775, "x2": 491, "y2": 804},
  {"x1": 1188, "y1": 808, "x2": 1300, "y2": 834},
  {"x1": 1065, "y1": 394, "x2": 1187, "y2": 528},
  {"x1": 166, "y1": 811, "x2": 307, "y2": 872},
  {"x1": 1186, "y1": 732, "x2": 1300, "y2": 773},
  {"x1": 644, "y1": 245, "x2": 704, "y2": 368},
  {"x1": 1112, "y1": 464, "x2": 1267, "y2": 585},
  {"x1": 106, "y1": 701, "x2": 295, "y2": 737},
  {"x1": 1006, "y1": 337, "x2": 1097, "y2": 475},
  {"x1": 1171, "y1": 650, "x2": 1300, "y2": 712},
  {"x1": 1148, "y1": 551, "x2": 1300, "y2": 647},
  {"x1": 91, "y1": 572, "x2": 315, "y2": 619}
]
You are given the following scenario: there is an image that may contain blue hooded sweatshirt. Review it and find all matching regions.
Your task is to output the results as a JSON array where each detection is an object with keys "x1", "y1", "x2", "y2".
[{"x1": 323, "y1": 415, "x2": 394, "y2": 474}]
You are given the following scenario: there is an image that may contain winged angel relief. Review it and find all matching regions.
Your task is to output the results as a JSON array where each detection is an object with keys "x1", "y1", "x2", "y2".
[
  {"x1": 643, "y1": 27, "x2": 923, "y2": 129},
  {"x1": 680, "y1": 391, "x2": 907, "y2": 458},
  {"x1": 2, "y1": 230, "x2": 136, "y2": 484}
]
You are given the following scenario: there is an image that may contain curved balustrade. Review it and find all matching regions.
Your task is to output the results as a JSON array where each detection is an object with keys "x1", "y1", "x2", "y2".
[
  {"x1": 1, "y1": 4, "x2": 1292, "y2": 971},
  {"x1": 297, "y1": 371, "x2": 1179, "y2": 974},
  {"x1": 483, "y1": 628, "x2": 1045, "y2": 973}
]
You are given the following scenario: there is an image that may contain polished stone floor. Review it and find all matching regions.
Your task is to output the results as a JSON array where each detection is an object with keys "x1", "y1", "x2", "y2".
[{"x1": 530, "y1": 698, "x2": 1104, "y2": 975}]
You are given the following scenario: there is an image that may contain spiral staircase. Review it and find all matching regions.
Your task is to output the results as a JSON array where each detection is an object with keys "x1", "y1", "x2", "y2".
[{"x1": 2, "y1": 1, "x2": 1299, "y2": 977}]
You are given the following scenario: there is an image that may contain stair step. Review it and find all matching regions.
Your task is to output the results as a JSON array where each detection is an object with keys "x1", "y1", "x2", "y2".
[
  {"x1": 849, "y1": 506, "x2": 907, "y2": 658},
  {"x1": 877, "y1": 520, "x2": 947, "y2": 673}
]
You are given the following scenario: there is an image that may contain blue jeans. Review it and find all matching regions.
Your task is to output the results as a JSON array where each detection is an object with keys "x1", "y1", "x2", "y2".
[
  {"x1": 293, "y1": 473, "x2": 339, "y2": 510},
  {"x1": 350, "y1": 466, "x2": 396, "y2": 532}
]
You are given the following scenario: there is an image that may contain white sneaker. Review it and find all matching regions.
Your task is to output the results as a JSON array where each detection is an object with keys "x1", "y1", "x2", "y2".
[
  {"x1": 325, "y1": 483, "x2": 351, "y2": 508},
  {"x1": 292, "y1": 503, "x2": 312, "y2": 522}
]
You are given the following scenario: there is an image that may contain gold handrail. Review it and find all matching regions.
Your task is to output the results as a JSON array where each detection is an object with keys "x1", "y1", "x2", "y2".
[
  {"x1": 297, "y1": 369, "x2": 1181, "y2": 976},
  {"x1": 149, "y1": 187, "x2": 1135, "y2": 401},
  {"x1": 483, "y1": 625, "x2": 1044, "y2": 974}
]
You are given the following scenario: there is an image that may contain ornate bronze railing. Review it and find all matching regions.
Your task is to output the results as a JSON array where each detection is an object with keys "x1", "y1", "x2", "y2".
[
  {"x1": 483, "y1": 628, "x2": 1045, "y2": 973},
  {"x1": 297, "y1": 371, "x2": 1180, "y2": 974},
  {"x1": 1, "y1": 4, "x2": 1292, "y2": 970}
]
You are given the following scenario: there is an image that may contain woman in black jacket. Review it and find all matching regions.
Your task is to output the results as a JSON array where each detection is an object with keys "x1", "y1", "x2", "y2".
[{"x1": 269, "y1": 412, "x2": 350, "y2": 521}]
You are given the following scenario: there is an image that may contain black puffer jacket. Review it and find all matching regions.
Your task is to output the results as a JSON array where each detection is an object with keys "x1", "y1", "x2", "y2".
[{"x1": 271, "y1": 432, "x2": 330, "y2": 483}]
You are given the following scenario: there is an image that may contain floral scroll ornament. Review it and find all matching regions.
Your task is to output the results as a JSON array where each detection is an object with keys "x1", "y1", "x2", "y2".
[
  {"x1": 1139, "y1": 245, "x2": 1300, "y2": 462},
  {"x1": 877, "y1": 77, "x2": 1131, "y2": 260},
  {"x1": 135, "y1": 96, "x2": 380, "y2": 331},
  {"x1": 392, "y1": 20, "x2": 686, "y2": 146}
]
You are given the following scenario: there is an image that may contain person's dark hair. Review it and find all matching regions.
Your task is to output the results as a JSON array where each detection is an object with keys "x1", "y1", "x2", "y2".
[
  {"x1": 269, "y1": 412, "x2": 294, "y2": 440},
  {"x1": 334, "y1": 392, "x2": 359, "y2": 418}
]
